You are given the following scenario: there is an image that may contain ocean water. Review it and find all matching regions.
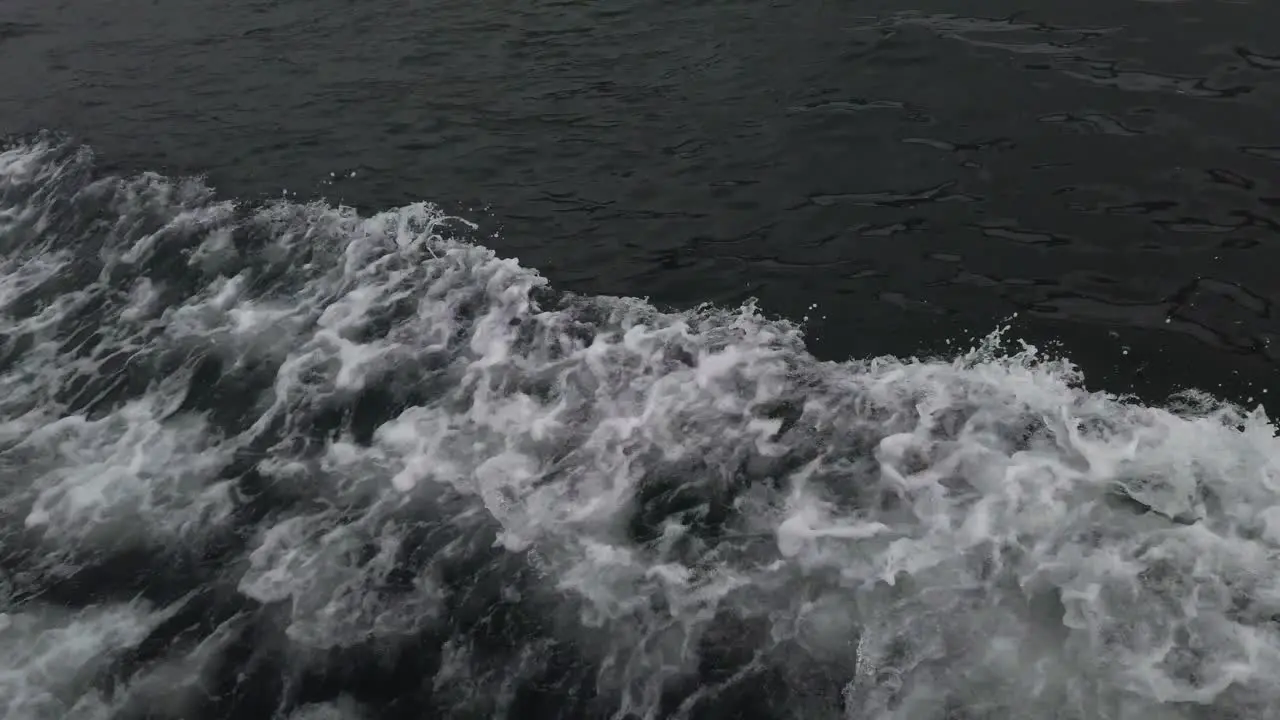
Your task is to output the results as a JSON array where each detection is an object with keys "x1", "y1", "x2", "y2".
[
  {"x1": 4, "y1": 138, "x2": 1280, "y2": 720},
  {"x1": 3, "y1": 2, "x2": 1280, "y2": 719}
]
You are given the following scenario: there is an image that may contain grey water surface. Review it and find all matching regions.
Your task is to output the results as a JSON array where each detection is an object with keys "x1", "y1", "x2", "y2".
[{"x1": 3, "y1": 1, "x2": 1280, "y2": 719}]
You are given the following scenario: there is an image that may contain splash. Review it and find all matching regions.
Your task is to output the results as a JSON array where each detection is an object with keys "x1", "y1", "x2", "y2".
[{"x1": 3, "y1": 138, "x2": 1280, "y2": 720}]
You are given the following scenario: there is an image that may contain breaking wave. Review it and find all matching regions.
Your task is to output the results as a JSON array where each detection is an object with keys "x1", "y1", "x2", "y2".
[{"x1": 3, "y1": 138, "x2": 1280, "y2": 720}]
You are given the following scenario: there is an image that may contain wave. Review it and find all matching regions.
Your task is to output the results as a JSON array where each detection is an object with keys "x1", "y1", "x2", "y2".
[{"x1": 2, "y1": 138, "x2": 1280, "y2": 720}]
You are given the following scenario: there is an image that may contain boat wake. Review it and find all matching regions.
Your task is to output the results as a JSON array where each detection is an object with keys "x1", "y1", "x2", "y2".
[{"x1": 3, "y1": 138, "x2": 1280, "y2": 720}]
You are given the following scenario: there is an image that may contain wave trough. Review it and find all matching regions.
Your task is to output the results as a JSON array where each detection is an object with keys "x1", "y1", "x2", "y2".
[{"x1": 3, "y1": 139, "x2": 1280, "y2": 720}]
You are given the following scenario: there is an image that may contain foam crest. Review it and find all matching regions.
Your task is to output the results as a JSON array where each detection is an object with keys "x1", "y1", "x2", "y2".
[
  {"x1": 4, "y1": 137, "x2": 1280, "y2": 719},
  {"x1": 0, "y1": 602, "x2": 167, "y2": 720}
]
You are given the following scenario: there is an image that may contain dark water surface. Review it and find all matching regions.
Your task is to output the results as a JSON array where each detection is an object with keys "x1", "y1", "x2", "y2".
[
  {"x1": 5, "y1": 0, "x2": 1280, "y2": 398},
  {"x1": 3, "y1": 1, "x2": 1280, "y2": 719}
]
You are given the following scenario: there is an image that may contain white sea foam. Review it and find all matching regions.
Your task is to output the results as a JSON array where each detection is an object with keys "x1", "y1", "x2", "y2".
[
  {"x1": 3, "y1": 138, "x2": 1280, "y2": 719},
  {"x1": 0, "y1": 602, "x2": 169, "y2": 720}
]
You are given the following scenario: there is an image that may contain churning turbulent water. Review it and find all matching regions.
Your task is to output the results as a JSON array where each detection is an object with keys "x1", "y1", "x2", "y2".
[{"x1": 4, "y1": 138, "x2": 1280, "y2": 720}]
